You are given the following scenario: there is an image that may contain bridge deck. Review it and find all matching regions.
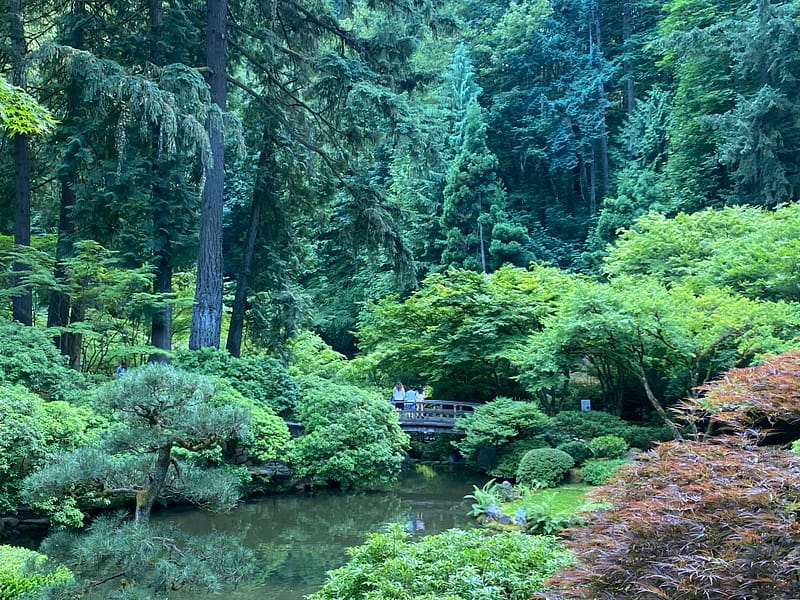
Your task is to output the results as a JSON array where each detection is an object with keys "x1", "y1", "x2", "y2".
[{"x1": 392, "y1": 400, "x2": 479, "y2": 433}]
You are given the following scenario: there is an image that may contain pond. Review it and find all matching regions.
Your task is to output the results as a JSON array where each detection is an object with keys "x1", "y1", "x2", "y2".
[{"x1": 156, "y1": 464, "x2": 488, "y2": 599}]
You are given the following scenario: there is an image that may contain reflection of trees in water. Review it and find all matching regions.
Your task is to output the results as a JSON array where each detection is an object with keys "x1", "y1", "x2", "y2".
[
  {"x1": 161, "y1": 466, "x2": 485, "y2": 598},
  {"x1": 247, "y1": 491, "x2": 408, "y2": 585}
]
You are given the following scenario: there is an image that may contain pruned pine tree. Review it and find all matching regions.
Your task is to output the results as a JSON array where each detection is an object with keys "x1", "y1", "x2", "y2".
[
  {"x1": 38, "y1": 514, "x2": 255, "y2": 599},
  {"x1": 23, "y1": 363, "x2": 250, "y2": 526}
]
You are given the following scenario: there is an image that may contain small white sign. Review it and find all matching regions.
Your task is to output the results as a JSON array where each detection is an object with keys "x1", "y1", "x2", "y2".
[{"x1": 580, "y1": 399, "x2": 591, "y2": 412}]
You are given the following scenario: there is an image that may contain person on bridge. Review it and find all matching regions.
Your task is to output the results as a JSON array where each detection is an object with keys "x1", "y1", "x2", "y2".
[
  {"x1": 392, "y1": 381, "x2": 405, "y2": 410},
  {"x1": 404, "y1": 386, "x2": 417, "y2": 417},
  {"x1": 415, "y1": 385, "x2": 425, "y2": 418}
]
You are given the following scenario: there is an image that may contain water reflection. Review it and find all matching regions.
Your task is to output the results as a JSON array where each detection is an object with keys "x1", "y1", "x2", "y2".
[{"x1": 157, "y1": 465, "x2": 487, "y2": 600}]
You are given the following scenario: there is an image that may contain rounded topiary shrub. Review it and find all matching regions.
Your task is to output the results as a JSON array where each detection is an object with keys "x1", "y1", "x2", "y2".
[
  {"x1": 588, "y1": 434, "x2": 628, "y2": 459},
  {"x1": 557, "y1": 440, "x2": 592, "y2": 465},
  {"x1": 490, "y1": 437, "x2": 546, "y2": 478},
  {"x1": 516, "y1": 448, "x2": 575, "y2": 488}
]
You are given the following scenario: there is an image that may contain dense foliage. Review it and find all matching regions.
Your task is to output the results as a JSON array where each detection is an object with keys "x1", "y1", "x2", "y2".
[
  {"x1": 0, "y1": 384, "x2": 94, "y2": 511},
  {"x1": 172, "y1": 347, "x2": 299, "y2": 417},
  {"x1": 453, "y1": 397, "x2": 549, "y2": 470},
  {"x1": 308, "y1": 526, "x2": 572, "y2": 600},
  {"x1": 0, "y1": 545, "x2": 72, "y2": 600},
  {"x1": 22, "y1": 364, "x2": 256, "y2": 526},
  {"x1": 550, "y1": 351, "x2": 800, "y2": 599},
  {"x1": 288, "y1": 377, "x2": 409, "y2": 489},
  {"x1": 38, "y1": 514, "x2": 254, "y2": 599}
]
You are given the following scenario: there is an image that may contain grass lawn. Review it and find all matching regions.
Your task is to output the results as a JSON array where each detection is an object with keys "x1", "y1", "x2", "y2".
[{"x1": 516, "y1": 483, "x2": 595, "y2": 515}]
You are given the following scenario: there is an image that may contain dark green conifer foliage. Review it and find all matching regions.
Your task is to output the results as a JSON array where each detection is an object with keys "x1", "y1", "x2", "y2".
[{"x1": 440, "y1": 99, "x2": 508, "y2": 272}]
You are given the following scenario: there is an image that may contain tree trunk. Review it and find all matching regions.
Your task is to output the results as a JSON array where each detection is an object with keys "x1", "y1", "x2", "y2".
[
  {"x1": 11, "y1": 0, "x2": 32, "y2": 325},
  {"x1": 149, "y1": 253, "x2": 172, "y2": 362},
  {"x1": 134, "y1": 444, "x2": 173, "y2": 524},
  {"x1": 226, "y1": 130, "x2": 271, "y2": 357},
  {"x1": 189, "y1": 0, "x2": 227, "y2": 350},
  {"x1": 148, "y1": 0, "x2": 171, "y2": 362},
  {"x1": 592, "y1": 7, "x2": 610, "y2": 196},
  {"x1": 622, "y1": 0, "x2": 634, "y2": 113},
  {"x1": 478, "y1": 221, "x2": 486, "y2": 273},
  {"x1": 634, "y1": 358, "x2": 683, "y2": 441},
  {"x1": 47, "y1": 0, "x2": 85, "y2": 367},
  {"x1": 48, "y1": 159, "x2": 79, "y2": 363}
]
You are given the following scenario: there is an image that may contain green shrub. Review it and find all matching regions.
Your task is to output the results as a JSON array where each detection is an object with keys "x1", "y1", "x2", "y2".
[
  {"x1": 490, "y1": 437, "x2": 546, "y2": 478},
  {"x1": 588, "y1": 434, "x2": 628, "y2": 459},
  {"x1": 0, "y1": 545, "x2": 73, "y2": 599},
  {"x1": 517, "y1": 448, "x2": 575, "y2": 488},
  {"x1": 557, "y1": 440, "x2": 593, "y2": 465},
  {"x1": 580, "y1": 458, "x2": 628, "y2": 485},
  {"x1": 288, "y1": 376, "x2": 408, "y2": 489},
  {"x1": 173, "y1": 348, "x2": 299, "y2": 417},
  {"x1": 454, "y1": 398, "x2": 549, "y2": 471},
  {"x1": 546, "y1": 411, "x2": 629, "y2": 445},
  {"x1": 0, "y1": 322, "x2": 88, "y2": 401},
  {"x1": 308, "y1": 525, "x2": 573, "y2": 600},
  {"x1": 0, "y1": 385, "x2": 95, "y2": 512},
  {"x1": 622, "y1": 425, "x2": 671, "y2": 449}
]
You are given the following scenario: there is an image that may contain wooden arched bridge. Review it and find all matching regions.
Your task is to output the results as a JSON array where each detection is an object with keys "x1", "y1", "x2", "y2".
[
  {"x1": 391, "y1": 399, "x2": 479, "y2": 434},
  {"x1": 285, "y1": 400, "x2": 479, "y2": 438}
]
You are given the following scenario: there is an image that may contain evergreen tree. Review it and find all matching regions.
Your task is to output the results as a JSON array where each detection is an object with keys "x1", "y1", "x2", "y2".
[{"x1": 439, "y1": 99, "x2": 508, "y2": 272}]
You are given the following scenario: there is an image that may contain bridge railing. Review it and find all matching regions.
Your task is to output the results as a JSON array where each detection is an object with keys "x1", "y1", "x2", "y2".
[{"x1": 391, "y1": 399, "x2": 480, "y2": 425}]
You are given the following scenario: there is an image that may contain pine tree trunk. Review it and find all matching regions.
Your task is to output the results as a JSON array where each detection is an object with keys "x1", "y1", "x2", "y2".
[
  {"x1": 48, "y1": 167, "x2": 78, "y2": 361},
  {"x1": 226, "y1": 130, "x2": 271, "y2": 357},
  {"x1": 11, "y1": 0, "x2": 32, "y2": 326},
  {"x1": 189, "y1": 0, "x2": 227, "y2": 350},
  {"x1": 150, "y1": 254, "x2": 172, "y2": 362},
  {"x1": 134, "y1": 444, "x2": 173, "y2": 524}
]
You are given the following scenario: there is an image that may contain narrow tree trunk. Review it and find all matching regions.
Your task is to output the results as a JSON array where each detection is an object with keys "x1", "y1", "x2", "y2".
[
  {"x1": 189, "y1": 0, "x2": 227, "y2": 349},
  {"x1": 226, "y1": 130, "x2": 271, "y2": 357},
  {"x1": 11, "y1": 0, "x2": 32, "y2": 325},
  {"x1": 478, "y1": 221, "x2": 486, "y2": 273},
  {"x1": 622, "y1": 0, "x2": 634, "y2": 113},
  {"x1": 634, "y1": 358, "x2": 683, "y2": 441},
  {"x1": 149, "y1": 253, "x2": 172, "y2": 362},
  {"x1": 592, "y1": 7, "x2": 610, "y2": 196},
  {"x1": 48, "y1": 166, "x2": 78, "y2": 360},
  {"x1": 148, "y1": 0, "x2": 172, "y2": 362},
  {"x1": 48, "y1": 0, "x2": 85, "y2": 366},
  {"x1": 134, "y1": 444, "x2": 173, "y2": 524}
]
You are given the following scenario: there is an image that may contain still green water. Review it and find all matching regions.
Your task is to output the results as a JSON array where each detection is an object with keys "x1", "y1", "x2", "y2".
[{"x1": 156, "y1": 465, "x2": 488, "y2": 600}]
